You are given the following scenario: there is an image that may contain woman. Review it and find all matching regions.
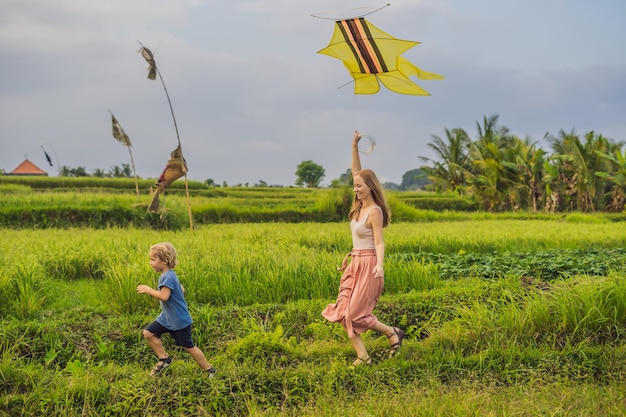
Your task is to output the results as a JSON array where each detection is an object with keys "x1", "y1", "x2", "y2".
[{"x1": 322, "y1": 131, "x2": 405, "y2": 365}]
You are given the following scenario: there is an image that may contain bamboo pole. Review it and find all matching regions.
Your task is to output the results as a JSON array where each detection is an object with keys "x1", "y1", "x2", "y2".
[{"x1": 138, "y1": 41, "x2": 193, "y2": 231}]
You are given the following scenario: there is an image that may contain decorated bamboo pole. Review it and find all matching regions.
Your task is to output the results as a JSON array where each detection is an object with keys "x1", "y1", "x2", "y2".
[
  {"x1": 138, "y1": 41, "x2": 193, "y2": 231},
  {"x1": 109, "y1": 110, "x2": 140, "y2": 201}
]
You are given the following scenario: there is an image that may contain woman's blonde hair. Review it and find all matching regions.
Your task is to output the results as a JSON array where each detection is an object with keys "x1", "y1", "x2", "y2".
[
  {"x1": 150, "y1": 242, "x2": 178, "y2": 269},
  {"x1": 349, "y1": 169, "x2": 390, "y2": 227}
]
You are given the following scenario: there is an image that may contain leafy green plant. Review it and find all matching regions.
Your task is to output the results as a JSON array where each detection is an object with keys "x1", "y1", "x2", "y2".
[{"x1": 394, "y1": 248, "x2": 626, "y2": 280}]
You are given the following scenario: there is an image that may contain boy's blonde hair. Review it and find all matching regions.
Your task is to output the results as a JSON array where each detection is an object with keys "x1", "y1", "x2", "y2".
[{"x1": 150, "y1": 242, "x2": 178, "y2": 269}]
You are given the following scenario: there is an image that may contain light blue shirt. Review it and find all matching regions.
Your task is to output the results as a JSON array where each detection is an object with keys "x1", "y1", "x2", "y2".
[{"x1": 156, "y1": 270, "x2": 192, "y2": 331}]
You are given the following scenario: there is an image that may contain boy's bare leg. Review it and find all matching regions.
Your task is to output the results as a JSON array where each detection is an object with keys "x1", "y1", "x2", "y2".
[
  {"x1": 184, "y1": 346, "x2": 212, "y2": 370},
  {"x1": 143, "y1": 330, "x2": 168, "y2": 359}
]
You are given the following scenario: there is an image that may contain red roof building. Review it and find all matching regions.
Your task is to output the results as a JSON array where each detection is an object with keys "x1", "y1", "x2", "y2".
[{"x1": 8, "y1": 159, "x2": 48, "y2": 176}]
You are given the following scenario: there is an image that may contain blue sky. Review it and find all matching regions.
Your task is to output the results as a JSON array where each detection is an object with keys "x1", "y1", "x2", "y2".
[{"x1": 1, "y1": 0, "x2": 625, "y2": 186}]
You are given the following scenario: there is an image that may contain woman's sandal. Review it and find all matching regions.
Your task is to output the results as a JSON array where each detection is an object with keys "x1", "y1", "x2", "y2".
[
  {"x1": 150, "y1": 356, "x2": 172, "y2": 376},
  {"x1": 351, "y1": 356, "x2": 372, "y2": 366},
  {"x1": 388, "y1": 327, "x2": 406, "y2": 358}
]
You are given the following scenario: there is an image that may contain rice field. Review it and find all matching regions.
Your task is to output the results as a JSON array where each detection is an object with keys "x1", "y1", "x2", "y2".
[{"x1": 1, "y1": 219, "x2": 626, "y2": 416}]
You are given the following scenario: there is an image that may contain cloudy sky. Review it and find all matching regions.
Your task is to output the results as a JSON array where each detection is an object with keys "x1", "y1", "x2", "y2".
[{"x1": 1, "y1": 0, "x2": 625, "y2": 186}]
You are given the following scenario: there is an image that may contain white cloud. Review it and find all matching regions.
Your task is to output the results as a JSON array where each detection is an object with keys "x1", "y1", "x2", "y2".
[{"x1": 1, "y1": 0, "x2": 625, "y2": 185}]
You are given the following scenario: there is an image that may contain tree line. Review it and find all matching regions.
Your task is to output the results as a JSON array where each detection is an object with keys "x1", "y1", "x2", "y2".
[
  {"x1": 419, "y1": 114, "x2": 625, "y2": 212},
  {"x1": 54, "y1": 159, "x2": 427, "y2": 191},
  {"x1": 297, "y1": 160, "x2": 428, "y2": 190},
  {"x1": 57, "y1": 164, "x2": 133, "y2": 178}
]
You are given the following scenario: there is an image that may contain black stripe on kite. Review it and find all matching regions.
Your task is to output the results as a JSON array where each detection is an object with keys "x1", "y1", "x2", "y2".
[
  {"x1": 336, "y1": 20, "x2": 367, "y2": 74},
  {"x1": 356, "y1": 18, "x2": 388, "y2": 73}
]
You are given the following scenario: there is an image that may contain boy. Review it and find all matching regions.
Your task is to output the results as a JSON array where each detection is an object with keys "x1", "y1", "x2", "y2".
[{"x1": 137, "y1": 242, "x2": 216, "y2": 377}]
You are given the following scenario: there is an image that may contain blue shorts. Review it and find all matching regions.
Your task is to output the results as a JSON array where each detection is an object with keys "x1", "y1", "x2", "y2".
[{"x1": 145, "y1": 321, "x2": 195, "y2": 349}]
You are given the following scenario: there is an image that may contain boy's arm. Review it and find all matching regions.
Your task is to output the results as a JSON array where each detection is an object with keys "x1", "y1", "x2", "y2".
[{"x1": 137, "y1": 284, "x2": 171, "y2": 301}]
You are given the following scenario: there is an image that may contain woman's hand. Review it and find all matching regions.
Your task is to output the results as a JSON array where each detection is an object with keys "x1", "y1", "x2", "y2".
[
  {"x1": 373, "y1": 265, "x2": 384, "y2": 279},
  {"x1": 353, "y1": 130, "x2": 361, "y2": 146}
]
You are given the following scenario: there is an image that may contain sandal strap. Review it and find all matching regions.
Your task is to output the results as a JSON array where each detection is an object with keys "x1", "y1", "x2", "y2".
[
  {"x1": 352, "y1": 356, "x2": 371, "y2": 365},
  {"x1": 388, "y1": 327, "x2": 405, "y2": 358},
  {"x1": 150, "y1": 357, "x2": 173, "y2": 375}
]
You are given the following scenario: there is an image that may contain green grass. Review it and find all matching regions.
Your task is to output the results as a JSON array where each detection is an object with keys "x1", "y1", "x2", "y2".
[
  {"x1": 5, "y1": 178, "x2": 626, "y2": 229},
  {"x1": 2, "y1": 221, "x2": 626, "y2": 416}
]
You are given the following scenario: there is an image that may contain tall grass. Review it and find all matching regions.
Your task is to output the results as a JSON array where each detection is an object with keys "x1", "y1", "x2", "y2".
[
  {"x1": 429, "y1": 274, "x2": 626, "y2": 354},
  {"x1": 103, "y1": 260, "x2": 156, "y2": 315},
  {"x1": 386, "y1": 219, "x2": 626, "y2": 253},
  {"x1": 550, "y1": 275, "x2": 626, "y2": 344},
  {"x1": 2, "y1": 220, "x2": 626, "y2": 311},
  {"x1": 5, "y1": 260, "x2": 47, "y2": 320},
  {"x1": 2, "y1": 221, "x2": 626, "y2": 415}
]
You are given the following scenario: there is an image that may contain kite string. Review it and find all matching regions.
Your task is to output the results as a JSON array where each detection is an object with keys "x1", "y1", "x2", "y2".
[
  {"x1": 311, "y1": 3, "x2": 390, "y2": 20},
  {"x1": 354, "y1": 94, "x2": 363, "y2": 136}
]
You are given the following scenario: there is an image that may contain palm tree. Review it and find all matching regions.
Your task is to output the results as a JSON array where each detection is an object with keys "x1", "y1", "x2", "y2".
[
  {"x1": 108, "y1": 165, "x2": 124, "y2": 178},
  {"x1": 58, "y1": 165, "x2": 72, "y2": 177},
  {"x1": 542, "y1": 158, "x2": 561, "y2": 213},
  {"x1": 474, "y1": 114, "x2": 511, "y2": 150},
  {"x1": 548, "y1": 130, "x2": 618, "y2": 211},
  {"x1": 466, "y1": 115, "x2": 518, "y2": 211},
  {"x1": 466, "y1": 140, "x2": 513, "y2": 211},
  {"x1": 92, "y1": 168, "x2": 106, "y2": 177},
  {"x1": 511, "y1": 136, "x2": 547, "y2": 212},
  {"x1": 419, "y1": 127, "x2": 471, "y2": 193},
  {"x1": 421, "y1": 114, "x2": 621, "y2": 213},
  {"x1": 71, "y1": 166, "x2": 88, "y2": 177},
  {"x1": 121, "y1": 163, "x2": 132, "y2": 178},
  {"x1": 596, "y1": 147, "x2": 626, "y2": 212}
]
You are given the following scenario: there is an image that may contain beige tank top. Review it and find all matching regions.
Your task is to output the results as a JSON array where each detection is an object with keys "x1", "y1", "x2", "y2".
[{"x1": 350, "y1": 206, "x2": 381, "y2": 250}]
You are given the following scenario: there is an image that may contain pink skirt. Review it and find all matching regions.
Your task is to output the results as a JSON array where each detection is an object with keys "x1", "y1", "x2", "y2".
[{"x1": 322, "y1": 249, "x2": 384, "y2": 337}]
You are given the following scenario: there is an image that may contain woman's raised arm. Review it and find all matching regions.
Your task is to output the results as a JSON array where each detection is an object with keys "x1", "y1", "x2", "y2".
[{"x1": 351, "y1": 131, "x2": 362, "y2": 179}]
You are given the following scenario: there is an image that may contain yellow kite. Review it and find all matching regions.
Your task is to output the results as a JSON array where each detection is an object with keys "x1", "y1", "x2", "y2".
[{"x1": 318, "y1": 17, "x2": 444, "y2": 95}]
